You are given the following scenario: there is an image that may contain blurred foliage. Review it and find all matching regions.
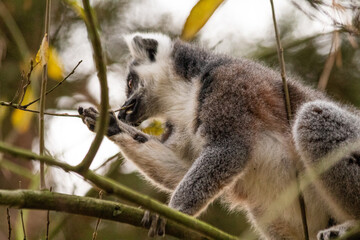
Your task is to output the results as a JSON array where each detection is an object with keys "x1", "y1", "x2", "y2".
[
  {"x1": 47, "y1": 47, "x2": 64, "y2": 81},
  {"x1": 258, "y1": 32, "x2": 360, "y2": 106},
  {"x1": 0, "y1": 0, "x2": 359, "y2": 239},
  {"x1": 11, "y1": 86, "x2": 36, "y2": 133}
]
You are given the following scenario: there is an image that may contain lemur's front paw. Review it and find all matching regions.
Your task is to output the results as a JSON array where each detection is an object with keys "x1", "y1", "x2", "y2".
[
  {"x1": 78, "y1": 107, "x2": 121, "y2": 136},
  {"x1": 78, "y1": 107, "x2": 98, "y2": 132},
  {"x1": 317, "y1": 221, "x2": 356, "y2": 240},
  {"x1": 141, "y1": 210, "x2": 166, "y2": 237}
]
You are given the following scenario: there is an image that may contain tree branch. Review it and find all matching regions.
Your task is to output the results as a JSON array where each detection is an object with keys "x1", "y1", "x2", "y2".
[
  {"x1": 0, "y1": 189, "x2": 210, "y2": 240},
  {"x1": 75, "y1": 0, "x2": 109, "y2": 172},
  {"x1": 0, "y1": 142, "x2": 238, "y2": 240},
  {"x1": 39, "y1": 0, "x2": 52, "y2": 189}
]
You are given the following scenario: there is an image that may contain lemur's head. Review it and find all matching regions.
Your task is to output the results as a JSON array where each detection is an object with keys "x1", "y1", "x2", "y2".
[{"x1": 118, "y1": 33, "x2": 173, "y2": 125}]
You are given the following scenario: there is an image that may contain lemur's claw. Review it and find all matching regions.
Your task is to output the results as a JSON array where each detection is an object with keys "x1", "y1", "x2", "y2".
[
  {"x1": 141, "y1": 210, "x2": 166, "y2": 237},
  {"x1": 78, "y1": 106, "x2": 84, "y2": 115}
]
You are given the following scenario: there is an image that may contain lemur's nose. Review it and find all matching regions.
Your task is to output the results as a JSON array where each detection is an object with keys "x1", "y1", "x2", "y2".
[{"x1": 118, "y1": 98, "x2": 136, "y2": 120}]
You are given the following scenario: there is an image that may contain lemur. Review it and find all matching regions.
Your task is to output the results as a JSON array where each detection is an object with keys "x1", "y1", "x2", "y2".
[{"x1": 79, "y1": 32, "x2": 360, "y2": 240}]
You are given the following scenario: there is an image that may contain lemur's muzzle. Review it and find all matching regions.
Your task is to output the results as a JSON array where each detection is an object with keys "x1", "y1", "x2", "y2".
[{"x1": 118, "y1": 97, "x2": 139, "y2": 124}]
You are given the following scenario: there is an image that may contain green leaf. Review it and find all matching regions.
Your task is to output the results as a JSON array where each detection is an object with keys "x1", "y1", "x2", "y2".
[{"x1": 181, "y1": 0, "x2": 225, "y2": 41}]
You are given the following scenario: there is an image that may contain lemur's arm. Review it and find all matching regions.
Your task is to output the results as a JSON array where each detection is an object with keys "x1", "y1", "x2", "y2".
[
  {"x1": 79, "y1": 107, "x2": 188, "y2": 191},
  {"x1": 169, "y1": 138, "x2": 251, "y2": 216}
]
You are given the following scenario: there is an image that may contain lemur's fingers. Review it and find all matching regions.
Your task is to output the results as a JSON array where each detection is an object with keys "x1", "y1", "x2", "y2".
[
  {"x1": 78, "y1": 107, "x2": 99, "y2": 132},
  {"x1": 141, "y1": 210, "x2": 151, "y2": 228},
  {"x1": 78, "y1": 107, "x2": 121, "y2": 136},
  {"x1": 83, "y1": 115, "x2": 97, "y2": 132},
  {"x1": 148, "y1": 213, "x2": 159, "y2": 237},
  {"x1": 107, "y1": 111, "x2": 121, "y2": 136},
  {"x1": 83, "y1": 107, "x2": 99, "y2": 119},
  {"x1": 141, "y1": 211, "x2": 166, "y2": 237},
  {"x1": 156, "y1": 217, "x2": 166, "y2": 237},
  {"x1": 109, "y1": 111, "x2": 117, "y2": 126}
]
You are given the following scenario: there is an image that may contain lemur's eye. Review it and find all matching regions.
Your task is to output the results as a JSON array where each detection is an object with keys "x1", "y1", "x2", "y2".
[{"x1": 128, "y1": 75, "x2": 133, "y2": 89}]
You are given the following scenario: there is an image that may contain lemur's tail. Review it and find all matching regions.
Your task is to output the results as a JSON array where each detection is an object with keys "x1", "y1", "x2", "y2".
[{"x1": 293, "y1": 100, "x2": 360, "y2": 219}]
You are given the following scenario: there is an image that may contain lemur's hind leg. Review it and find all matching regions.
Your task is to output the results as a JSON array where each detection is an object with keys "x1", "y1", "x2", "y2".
[{"x1": 293, "y1": 100, "x2": 360, "y2": 238}]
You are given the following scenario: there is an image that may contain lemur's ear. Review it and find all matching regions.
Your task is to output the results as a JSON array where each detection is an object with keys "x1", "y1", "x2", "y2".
[{"x1": 125, "y1": 35, "x2": 158, "y2": 62}]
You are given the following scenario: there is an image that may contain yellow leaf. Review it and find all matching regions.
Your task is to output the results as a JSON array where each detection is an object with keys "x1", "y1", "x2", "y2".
[
  {"x1": 48, "y1": 47, "x2": 64, "y2": 81},
  {"x1": 35, "y1": 34, "x2": 49, "y2": 66},
  {"x1": 141, "y1": 120, "x2": 164, "y2": 136},
  {"x1": 11, "y1": 87, "x2": 37, "y2": 133},
  {"x1": 181, "y1": 0, "x2": 225, "y2": 41}
]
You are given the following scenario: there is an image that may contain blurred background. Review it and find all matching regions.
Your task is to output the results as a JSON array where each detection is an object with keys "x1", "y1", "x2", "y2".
[{"x1": 0, "y1": 0, "x2": 359, "y2": 239}]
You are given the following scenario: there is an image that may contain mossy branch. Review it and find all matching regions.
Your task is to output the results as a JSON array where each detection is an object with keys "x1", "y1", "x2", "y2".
[
  {"x1": 0, "y1": 142, "x2": 239, "y2": 240},
  {"x1": 0, "y1": 189, "x2": 209, "y2": 240}
]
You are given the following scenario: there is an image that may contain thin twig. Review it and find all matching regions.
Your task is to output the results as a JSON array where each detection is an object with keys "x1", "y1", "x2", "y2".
[
  {"x1": 7, "y1": 208, "x2": 11, "y2": 240},
  {"x1": 269, "y1": 0, "x2": 292, "y2": 121},
  {"x1": 93, "y1": 153, "x2": 123, "y2": 172},
  {"x1": 269, "y1": 1, "x2": 309, "y2": 240},
  {"x1": 22, "y1": 60, "x2": 83, "y2": 109},
  {"x1": 17, "y1": 61, "x2": 39, "y2": 106},
  {"x1": 113, "y1": 103, "x2": 134, "y2": 113},
  {"x1": 0, "y1": 101, "x2": 81, "y2": 118},
  {"x1": 92, "y1": 191, "x2": 103, "y2": 240},
  {"x1": 46, "y1": 187, "x2": 52, "y2": 240},
  {"x1": 318, "y1": 31, "x2": 339, "y2": 90},
  {"x1": 39, "y1": 0, "x2": 52, "y2": 190},
  {"x1": 19, "y1": 181, "x2": 27, "y2": 240}
]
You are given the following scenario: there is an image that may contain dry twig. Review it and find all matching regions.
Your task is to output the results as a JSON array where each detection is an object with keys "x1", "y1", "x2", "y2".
[
  {"x1": 7, "y1": 208, "x2": 11, "y2": 240},
  {"x1": 46, "y1": 187, "x2": 53, "y2": 240},
  {"x1": 19, "y1": 181, "x2": 27, "y2": 240},
  {"x1": 269, "y1": 0, "x2": 309, "y2": 239},
  {"x1": 0, "y1": 102, "x2": 81, "y2": 118},
  {"x1": 92, "y1": 190, "x2": 103, "y2": 240},
  {"x1": 93, "y1": 153, "x2": 123, "y2": 172},
  {"x1": 22, "y1": 60, "x2": 83, "y2": 109},
  {"x1": 12, "y1": 60, "x2": 39, "y2": 105},
  {"x1": 318, "y1": 31, "x2": 341, "y2": 90},
  {"x1": 39, "y1": 0, "x2": 52, "y2": 189}
]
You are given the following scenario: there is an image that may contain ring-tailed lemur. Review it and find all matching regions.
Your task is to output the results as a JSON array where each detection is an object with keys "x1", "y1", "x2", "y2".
[{"x1": 79, "y1": 32, "x2": 360, "y2": 240}]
